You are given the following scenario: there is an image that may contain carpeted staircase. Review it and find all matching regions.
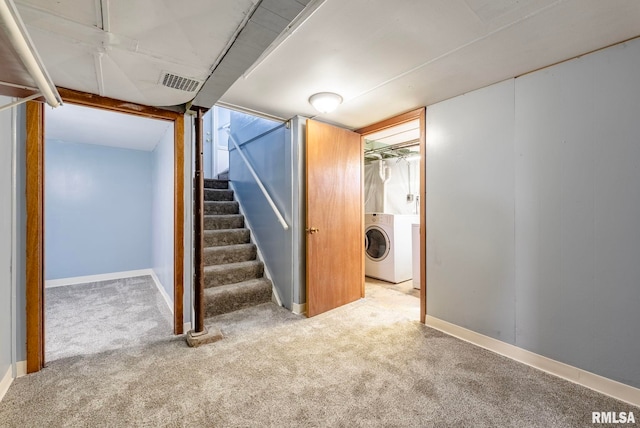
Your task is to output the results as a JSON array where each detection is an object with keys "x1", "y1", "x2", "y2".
[{"x1": 202, "y1": 178, "x2": 272, "y2": 317}]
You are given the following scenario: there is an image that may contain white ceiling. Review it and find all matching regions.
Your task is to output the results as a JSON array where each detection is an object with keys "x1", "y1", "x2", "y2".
[
  {"x1": 7, "y1": 0, "x2": 640, "y2": 132},
  {"x1": 15, "y1": 0, "x2": 261, "y2": 106},
  {"x1": 220, "y1": 0, "x2": 640, "y2": 129},
  {"x1": 45, "y1": 103, "x2": 172, "y2": 151}
]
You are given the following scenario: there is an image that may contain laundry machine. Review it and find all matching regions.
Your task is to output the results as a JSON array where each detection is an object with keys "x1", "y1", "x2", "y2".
[{"x1": 365, "y1": 213, "x2": 418, "y2": 283}]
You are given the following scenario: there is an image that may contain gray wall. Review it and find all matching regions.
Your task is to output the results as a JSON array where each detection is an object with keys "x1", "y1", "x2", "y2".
[
  {"x1": 228, "y1": 111, "x2": 297, "y2": 309},
  {"x1": 427, "y1": 38, "x2": 640, "y2": 388},
  {"x1": 426, "y1": 80, "x2": 516, "y2": 343},
  {"x1": 0, "y1": 99, "x2": 27, "y2": 370},
  {"x1": 151, "y1": 125, "x2": 175, "y2": 299},
  {"x1": 0, "y1": 96, "x2": 15, "y2": 380},
  {"x1": 44, "y1": 140, "x2": 153, "y2": 280}
]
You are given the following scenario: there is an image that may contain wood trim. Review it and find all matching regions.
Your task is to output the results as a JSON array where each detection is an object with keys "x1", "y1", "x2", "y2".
[
  {"x1": 173, "y1": 114, "x2": 185, "y2": 334},
  {"x1": 356, "y1": 107, "x2": 427, "y2": 323},
  {"x1": 355, "y1": 108, "x2": 423, "y2": 135},
  {"x1": 25, "y1": 101, "x2": 44, "y2": 373},
  {"x1": 57, "y1": 87, "x2": 181, "y2": 121},
  {"x1": 26, "y1": 89, "x2": 187, "y2": 371}
]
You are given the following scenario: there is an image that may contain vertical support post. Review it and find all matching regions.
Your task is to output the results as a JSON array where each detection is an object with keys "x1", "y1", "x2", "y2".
[
  {"x1": 26, "y1": 100, "x2": 45, "y2": 372},
  {"x1": 193, "y1": 107, "x2": 205, "y2": 333},
  {"x1": 187, "y1": 107, "x2": 223, "y2": 347}
]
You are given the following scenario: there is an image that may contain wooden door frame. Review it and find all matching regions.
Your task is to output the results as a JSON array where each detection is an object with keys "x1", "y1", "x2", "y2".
[
  {"x1": 26, "y1": 88, "x2": 185, "y2": 373},
  {"x1": 356, "y1": 107, "x2": 427, "y2": 323}
]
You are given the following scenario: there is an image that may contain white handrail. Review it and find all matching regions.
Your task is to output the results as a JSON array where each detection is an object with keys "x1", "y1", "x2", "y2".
[{"x1": 225, "y1": 128, "x2": 289, "y2": 230}]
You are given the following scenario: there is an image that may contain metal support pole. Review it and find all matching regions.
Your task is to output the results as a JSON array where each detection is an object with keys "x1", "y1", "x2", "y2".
[{"x1": 193, "y1": 107, "x2": 205, "y2": 333}]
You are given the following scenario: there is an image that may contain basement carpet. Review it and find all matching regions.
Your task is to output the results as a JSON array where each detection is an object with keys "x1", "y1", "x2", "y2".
[
  {"x1": 45, "y1": 276, "x2": 173, "y2": 361},
  {"x1": 1, "y1": 283, "x2": 637, "y2": 427}
]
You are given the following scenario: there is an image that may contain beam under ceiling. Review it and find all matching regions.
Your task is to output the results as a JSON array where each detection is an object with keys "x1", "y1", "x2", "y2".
[{"x1": 191, "y1": 0, "x2": 312, "y2": 109}]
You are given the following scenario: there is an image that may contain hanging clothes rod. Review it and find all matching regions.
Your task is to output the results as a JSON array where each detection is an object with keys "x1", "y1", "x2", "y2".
[{"x1": 364, "y1": 138, "x2": 420, "y2": 157}]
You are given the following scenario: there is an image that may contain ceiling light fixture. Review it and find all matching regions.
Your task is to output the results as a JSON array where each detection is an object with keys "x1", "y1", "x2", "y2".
[{"x1": 308, "y1": 92, "x2": 343, "y2": 114}]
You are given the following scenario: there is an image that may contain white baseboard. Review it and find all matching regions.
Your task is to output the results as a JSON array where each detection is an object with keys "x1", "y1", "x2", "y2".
[
  {"x1": 0, "y1": 366, "x2": 13, "y2": 402},
  {"x1": 45, "y1": 269, "x2": 154, "y2": 288},
  {"x1": 292, "y1": 302, "x2": 307, "y2": 315},
  {"x1": 0, "y1": 361, "x2": 26, "y2": 403},
  {"x1": 16, "y1": 360, "x2": 26, "y2": 378},
  {"x1": 425, "y1": 315, "x2": 640, "y2": 407},
  {"x1": 149, "y1": 270, "x2": 174, "y2": 315},
  {"x1": 183, "y1": 322, "x2": 192, "y2": 332}
]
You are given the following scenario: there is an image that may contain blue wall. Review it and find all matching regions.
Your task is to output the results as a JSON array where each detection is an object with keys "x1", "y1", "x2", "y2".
[
  {"x1": 45, "y1": 140, "x2": 153, "y2": 279},
  {"x1": 229, "y1": 111, "x2": 296, "y2": 309},
  {"x1": 151, "y1": 126, "x2": 174, "y2": 298}
]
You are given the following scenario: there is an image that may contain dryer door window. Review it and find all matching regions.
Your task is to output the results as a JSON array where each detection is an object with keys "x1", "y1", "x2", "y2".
[{"x1": 365, "y1": 227, "x2": 390, "y2": 261}]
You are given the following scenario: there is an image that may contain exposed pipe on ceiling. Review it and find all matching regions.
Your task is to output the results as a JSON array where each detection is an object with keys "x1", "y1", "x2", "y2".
[
  {"x1": 0, "y1": 0, "x2": 61, "y2": 108},
  {"x1": 0, "y1": 92, "x2": 41, "y2": 113},
  {"x1": 364, "y1": 138, "x2": 420, "y2": 158},
  {"x1": 94, "y1": 52, "x2": 106, "y2": 96},
  {"x1": 100, "y1": 0, "x2": 111, "y2": 33}
]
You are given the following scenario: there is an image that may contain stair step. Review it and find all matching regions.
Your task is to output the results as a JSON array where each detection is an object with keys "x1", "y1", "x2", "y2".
[
  {"x1": 204, "y1": 244, "x2": 257, "y2": 266},
  {"x1": 205, "y1": 188, "x2": 234, "y2": 201},
  {"x1": 205, "y1": 201, "x2": 239, "y2": 215},
  {"x1": 205, "y1": 260, "x2": 264, "y2": 288},
  {"x1": 204, "y1": 179, "x2": 228, "y2": 189},
  {"x1": 204, "y1": 229, "x2": 250, "y2": 247},
  {"x1": 204, "y1": 214, "x2": 244, "y2": 230},
  {"x1": 204, "y1": 278, "x2": 272, "y2": 317}
]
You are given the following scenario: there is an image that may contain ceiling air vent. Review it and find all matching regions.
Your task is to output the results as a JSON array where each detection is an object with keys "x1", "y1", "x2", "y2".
[{"x1": 160, "y1": 72, "x2": 202, "y2": 92}]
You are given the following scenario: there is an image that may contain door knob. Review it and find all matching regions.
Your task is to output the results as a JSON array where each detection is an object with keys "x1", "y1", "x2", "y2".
[{"x1": 306, "y1": 227, "x2": 320, "y2": 234}]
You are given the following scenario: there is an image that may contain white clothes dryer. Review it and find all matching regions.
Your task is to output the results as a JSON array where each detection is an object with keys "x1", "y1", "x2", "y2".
[{"x1": 365, "y1": 213, "x2": 418, "y2": 283}]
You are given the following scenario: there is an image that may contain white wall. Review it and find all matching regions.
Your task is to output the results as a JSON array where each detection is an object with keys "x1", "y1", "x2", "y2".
[
  {"x1": 365, "y1": 158, "x2": 420, "y2": 215},
  {"x1": 427, "y1": 38, "x2": 640, "y2": 389},
  {"x1": 151, "y1": 125, "x2": 175, "y2": 300}
]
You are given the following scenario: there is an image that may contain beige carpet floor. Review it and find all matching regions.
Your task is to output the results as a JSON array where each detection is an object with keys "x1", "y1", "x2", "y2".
[{"x1": 1, "y1": 281, "x2": 637, "y2": 427}]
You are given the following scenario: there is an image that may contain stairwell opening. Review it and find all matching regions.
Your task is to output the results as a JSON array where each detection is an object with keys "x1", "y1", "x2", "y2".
[{"x1": 197, "y1": 106, "x2": 284, "y2": 320}]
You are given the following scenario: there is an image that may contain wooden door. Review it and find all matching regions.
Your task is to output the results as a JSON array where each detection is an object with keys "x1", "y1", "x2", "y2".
[{"x1": 305, "y1": 119, "x2": 363, "y2": 317}]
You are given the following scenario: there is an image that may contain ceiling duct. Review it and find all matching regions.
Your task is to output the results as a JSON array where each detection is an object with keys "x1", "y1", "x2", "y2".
[
  {"x1": 191, "y1": 0, "x2": 312, "y2": 109},
  {"x1": 160, "y1": 72, "x2": 202, "y2": 93}
]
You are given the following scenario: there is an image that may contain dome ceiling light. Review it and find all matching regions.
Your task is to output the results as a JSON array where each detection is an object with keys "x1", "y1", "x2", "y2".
[{"x1": 308, "y1": 92, "x2": 343, "y2": 113}]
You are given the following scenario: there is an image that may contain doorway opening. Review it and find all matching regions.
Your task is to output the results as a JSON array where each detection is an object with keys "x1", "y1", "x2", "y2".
[
  {"x1": 43, "y1": 103, "x2": 176, "y2": 361},
  {"x1": 26, "y1": 89, "x2": 185, "y2": 373},
  {"x1": 356, "y1": 109, "x2": 426, "y2": 323}
]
